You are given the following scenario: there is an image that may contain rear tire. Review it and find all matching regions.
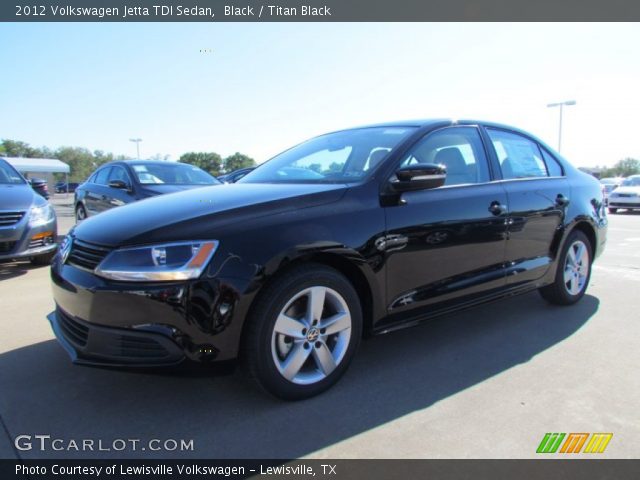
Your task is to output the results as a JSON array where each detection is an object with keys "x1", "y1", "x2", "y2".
[
  {"x1": 608, "y1": 207, "x2": 617, "y2": 214},
  {"x1": 539, "y1": 230, "x2": 592, "y2": 306},
  {"x1": 243, "y1": 264, "x2": 362, "y2": 400}
]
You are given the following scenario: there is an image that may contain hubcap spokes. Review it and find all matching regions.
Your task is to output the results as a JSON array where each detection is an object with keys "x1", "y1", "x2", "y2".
[
  {"x1": 272, "y1": 286, "x2": 351, "y2": 385},
  {"x1": 564, "y1": 240, "x2": 589, "y2": 295}
]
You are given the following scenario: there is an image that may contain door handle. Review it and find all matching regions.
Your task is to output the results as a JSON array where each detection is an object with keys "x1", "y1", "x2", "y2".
[
  {"x1": 555, "y1": 194, "x2": 570, "y2": 207},
  {"x1": 488, "y1": 201, "x2": 507, "y2": 216}
]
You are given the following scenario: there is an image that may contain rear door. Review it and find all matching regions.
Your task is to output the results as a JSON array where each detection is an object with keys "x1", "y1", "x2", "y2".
[
  {"x1": 383, "y1": 126, "x2": 509, "y2": 321},
  {"x1": 484, "y1": 127, "x2": 570, "y2": 286}
]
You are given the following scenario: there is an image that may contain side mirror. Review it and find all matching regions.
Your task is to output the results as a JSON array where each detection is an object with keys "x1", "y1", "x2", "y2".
[
  {"x1": 108, "y1": 180, "x2": 131, "y2": 191},
  {"x1": 390, "y1": 164, "x2": 446, "y2": 192}
]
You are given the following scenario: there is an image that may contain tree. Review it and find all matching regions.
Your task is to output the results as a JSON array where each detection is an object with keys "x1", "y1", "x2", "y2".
[
  {"x1": 179, "y1": 152, "x2": 223, "y2": 176},
  {"x1": 222, "y1": 152, "x2": 255, "y2": 173},
  {"x1": 613, "y1": 158, "x2": 640, "y2": 177},
  {"x1": 1, "y1": 139, "x2": 38, "y2": 157}
]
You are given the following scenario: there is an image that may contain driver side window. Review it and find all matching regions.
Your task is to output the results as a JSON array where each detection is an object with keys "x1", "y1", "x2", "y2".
[{"x1": 400, "y1": 127, "x2": 490, "y2": 186}]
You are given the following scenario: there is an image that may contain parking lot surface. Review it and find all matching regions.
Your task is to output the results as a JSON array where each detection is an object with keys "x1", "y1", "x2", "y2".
[{"x1": 0, "y1": 202, "x2": 638, "y2": 459}]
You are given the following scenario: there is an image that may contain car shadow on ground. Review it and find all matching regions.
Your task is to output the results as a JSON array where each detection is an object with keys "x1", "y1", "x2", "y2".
[
  {"x1": 0, "y1": 260, "x2": 47, "y2": 282},
  {"x1": 0, "y1": 292, "x2": 599, "y2": 459}
]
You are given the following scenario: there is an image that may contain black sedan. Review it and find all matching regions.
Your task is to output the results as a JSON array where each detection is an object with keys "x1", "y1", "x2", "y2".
[
  {"x1": 217, "y1": 167, "x2": 255, "y2": 183},
  {"x1": 48, "y1": 119, "x2": 607, "y2": 400},
  {"x1": 74, "y1": 160, "x2": 220, "y2": 222},
  {"x1": 55, "y1": 181, "x2": 80, "y2": 193}
]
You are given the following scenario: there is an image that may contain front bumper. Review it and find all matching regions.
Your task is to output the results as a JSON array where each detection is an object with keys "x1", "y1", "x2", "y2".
[
  {"x1": 609, "y1": 197, "x2": 640, "y2": 209},
  {"x1": 49, "y1": 249, "x2": 253, "y2": 366},
  {"x1": 47, "y1": 308, "x2": 186, "y2": 367},
  {"x1": 0, "y1": 214, "x2": 57, "y2": 261}
]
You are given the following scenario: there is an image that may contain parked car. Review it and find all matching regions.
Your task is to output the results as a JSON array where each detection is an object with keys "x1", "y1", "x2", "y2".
[
  {"x1": 74, "y1": 160, "x2": 220, "y2": 222},
  {"x1": 28, "y1": 177, "x2": 50, "y2": 199},
  {"x1": 599, "y1": 177, "x2": 623, "y2": 206},
  {"x1": 217, "y1": 167, "x2": 255, "y2": 183},
  {"x1": 0, "y1": 159, "x2": 57, "y2": 265},
  {"x1": 607, "y1": 174, "x2": 640, "y2": 213},
  {"x1": 48, "y1": 119, "x2": 606, "y2": 400},
  {"x1": 55, "y1": 181, "x2": 80, "y2": 193}
]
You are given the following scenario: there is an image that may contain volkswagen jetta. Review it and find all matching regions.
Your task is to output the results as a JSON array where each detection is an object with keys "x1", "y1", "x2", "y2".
[{"x1": 48, "y1": 120, "x2": 607, "y2": 399}]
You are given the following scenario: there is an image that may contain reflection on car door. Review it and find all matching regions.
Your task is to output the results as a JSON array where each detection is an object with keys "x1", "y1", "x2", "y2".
[
  {"x1": 84, "y1": 167, "x2": 111, "y2": 216},
  {"x1": 484, "y1": 128, "x2": 570, "y2": 286},
  {"x1": 103, "y1": 165, "x2": 133, "y2": 211},
  {"x1": 381, "y1": 126, "x2": 509, "y2": 328}
]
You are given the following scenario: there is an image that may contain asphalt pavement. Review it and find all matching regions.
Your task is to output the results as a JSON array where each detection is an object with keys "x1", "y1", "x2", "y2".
[{"x1": 0, "y1": 199, "x2": 638, "y2": 459}]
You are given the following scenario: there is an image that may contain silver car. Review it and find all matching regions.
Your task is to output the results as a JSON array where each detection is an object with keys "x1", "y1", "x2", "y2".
[
  {"x1": 0, "y1": 159, "x2": 57, "y2": 265},
  {"x1": 608, "y1": 175, "x2": 640, "y2": 214}
]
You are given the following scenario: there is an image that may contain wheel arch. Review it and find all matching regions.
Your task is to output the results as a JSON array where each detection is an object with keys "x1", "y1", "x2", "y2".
[{"x1": 242, "y1": 250, "x2": 382, "y2": 343}]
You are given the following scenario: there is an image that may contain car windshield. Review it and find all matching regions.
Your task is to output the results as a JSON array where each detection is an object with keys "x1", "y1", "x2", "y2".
[
  {"x1": 0, "y1": 161, "x2": 26, "y2": 185},
  {"x1": 131, "y1": 163, "x2": 219, "y2": 185},
  {"x1": 621, "y1": 177, "x2": 640, "y2": 187},
  {"x1": 239, "y1": 127, "x2": 417, "y2": 184}
]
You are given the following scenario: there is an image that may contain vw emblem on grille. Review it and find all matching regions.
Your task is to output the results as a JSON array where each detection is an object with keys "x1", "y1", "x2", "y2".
[{"x1": 60, "y1": 236, "x2": 73, "y2": 264}]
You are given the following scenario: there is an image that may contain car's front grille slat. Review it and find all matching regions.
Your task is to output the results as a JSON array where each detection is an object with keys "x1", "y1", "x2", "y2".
[
  {"x1": 0, "y1": 211, "x2": 25, "y2": 226},
  {"x1": 67, "y1": 239, "x2": 112, "y2": 271},
  {"x1": 57, "y1": 310, "x2": 89, "y2": 348}
]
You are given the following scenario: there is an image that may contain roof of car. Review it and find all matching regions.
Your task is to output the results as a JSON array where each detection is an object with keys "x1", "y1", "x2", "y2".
[{"x1": 348, "y1": 118, "x2": 531, "y2": 132}]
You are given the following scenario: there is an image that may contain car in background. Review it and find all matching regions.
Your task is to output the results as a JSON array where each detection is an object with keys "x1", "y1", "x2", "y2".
[
  {"x1": 49, "y1": 119, "x2": 606, "y2": 399},
  {"x1": 28, "y1": 177, "x2": 50, "y2": 199},
  {"x1": 0, "y1": 159, "x2": 57, "y2": 265},
  {"x1": 74, "y1": 160, "x2": 220, "y2": 222},
  {"x1": 55, "y1": 181, "x2": 80, "y2": 193},
  {"x1": 608, "y1": 175, "x2": 640, "y2": 213},
  {"x1": 217, "y1": 167, "x2": 255, "y2": 183},
  {"x1": 599, "y1": 177, "x2": 623, "y2": 206}
]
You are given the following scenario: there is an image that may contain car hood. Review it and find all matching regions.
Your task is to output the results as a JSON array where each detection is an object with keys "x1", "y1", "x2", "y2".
[
  {"x1": 612, "y1": 186, "x2": 640, "y2": 195},
  {"x1": 141, "y1": 184, "x2": 216, "y2": 196},
  {"x1": 0, "y1": 184, "x2": 36, "y2": 210},
  {"x1": 73, "y1": 183, "x2": 349, "y2": 247}
]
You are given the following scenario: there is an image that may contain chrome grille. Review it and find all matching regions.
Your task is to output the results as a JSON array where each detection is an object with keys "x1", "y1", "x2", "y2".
[{"x1": 0, "y1": 211, "x2": 25, "y2": 227}]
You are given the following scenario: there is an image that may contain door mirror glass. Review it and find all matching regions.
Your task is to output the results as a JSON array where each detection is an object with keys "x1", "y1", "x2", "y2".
[
  {"x1": 390, "y1": 164, "x2": 446, "y2": 192},
  {"x1": 108, "y1": 179, "x2": 130, "y2": 190}
]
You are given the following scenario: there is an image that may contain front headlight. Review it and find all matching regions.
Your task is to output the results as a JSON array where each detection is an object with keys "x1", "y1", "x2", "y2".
[
  {"x1": 95, "y1": 241, "x2": 219, "y2": 281},
  {"x1": 29, "y1": 204, "x2": 54, "y2": 226}
]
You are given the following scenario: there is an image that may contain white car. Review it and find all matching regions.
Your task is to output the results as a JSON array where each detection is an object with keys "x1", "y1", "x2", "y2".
[{"x1": 608, "y1": 175, "x2": 640, "y2": 213}]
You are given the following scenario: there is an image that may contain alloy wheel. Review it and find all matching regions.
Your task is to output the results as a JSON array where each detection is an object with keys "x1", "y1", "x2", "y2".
[
  {"x1": 563, "y1": 240, "x2": 590, "y2": 295},
  {"x1": 271, "y1": 286, "x2": 352, "y2": 385}
]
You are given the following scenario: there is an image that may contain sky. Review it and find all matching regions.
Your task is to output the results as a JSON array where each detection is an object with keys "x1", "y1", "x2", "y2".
[{"x1": 1, "y1": 22, "x2": 639, "y2": 167}]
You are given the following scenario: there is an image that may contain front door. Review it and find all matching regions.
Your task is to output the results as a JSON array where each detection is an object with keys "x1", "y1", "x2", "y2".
[{"x1": 383, "y1": 126, "x2": 509, "y2": 324}]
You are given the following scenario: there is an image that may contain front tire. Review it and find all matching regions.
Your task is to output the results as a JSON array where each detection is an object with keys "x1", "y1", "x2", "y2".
[
  {"x1": 539, "y1": 230, "x2": 592, "y2": 305},
  {"x1": 243, "y1": 264, "x2": 362, "y2": 400},
  {"x1": 75, "y1": 204, "x2": 87, "y2": 223},
  {"x1": 608, "y1": 207, "x2": 617, "y2": 214}
]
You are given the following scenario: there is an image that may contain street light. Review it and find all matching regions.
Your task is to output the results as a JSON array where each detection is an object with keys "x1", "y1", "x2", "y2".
[
  {"x1": 129, "y1": 138, "x2": 142, "y2": 159},
  {"x1": 547, "y1": 100, "x2": 576, "y2": 153}
]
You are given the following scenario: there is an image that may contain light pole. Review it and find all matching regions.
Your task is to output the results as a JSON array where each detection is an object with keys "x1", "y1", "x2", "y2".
[
  {"x1": 129, "y1": 138, "x2": 142, "y2": 159},
  {"x1": 547, "y1": 100, "x2": 576, "y2": 153}
]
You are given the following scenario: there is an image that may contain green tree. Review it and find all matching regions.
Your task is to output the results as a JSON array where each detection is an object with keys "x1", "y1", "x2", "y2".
[
  {"x1": 1, "y1": 139, "x2": 38, "y2": 157},
  {"x1": 179, "y1": 152, "x2": 223, "y2": 176},
  {"x1": 612, "y1": 158, "x2": 640, "y2": 177},
  {"x1": 222, "y1": 152, "x2": 255, "y2": 173}
]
